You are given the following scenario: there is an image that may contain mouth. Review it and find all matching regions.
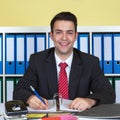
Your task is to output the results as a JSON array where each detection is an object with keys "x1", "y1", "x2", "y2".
[{"x1": 60, "y1": 42, "x2": 69, "y2": 47}]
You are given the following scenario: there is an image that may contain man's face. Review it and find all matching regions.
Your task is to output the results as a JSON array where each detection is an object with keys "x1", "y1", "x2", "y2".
[{"x1": 50, "y1": 20, "x2": 78, "y2": 57}]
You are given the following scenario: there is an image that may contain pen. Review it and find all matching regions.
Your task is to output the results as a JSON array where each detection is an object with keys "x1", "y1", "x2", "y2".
[{"x1": 30, "y1": 85, "x2": 46, "y2": 104}]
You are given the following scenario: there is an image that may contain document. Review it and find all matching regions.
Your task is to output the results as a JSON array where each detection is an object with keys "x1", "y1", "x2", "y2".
[{"x1": 28, "y1": 99, "x2": 80, "y2": 113}]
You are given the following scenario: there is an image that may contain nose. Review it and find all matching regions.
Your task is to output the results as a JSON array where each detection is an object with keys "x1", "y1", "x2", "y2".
[{"x1": 62, "y1": 32, "x2": 67, "y2": 40}]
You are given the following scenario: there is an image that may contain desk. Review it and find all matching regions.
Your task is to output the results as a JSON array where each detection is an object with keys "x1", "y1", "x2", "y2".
[{"x1": 0, "y1": 103, "x2": 120, "y2": 120}]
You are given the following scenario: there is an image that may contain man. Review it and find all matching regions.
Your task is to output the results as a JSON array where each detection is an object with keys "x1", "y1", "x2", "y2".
[{"x1": 13, "y1": 11, "x2": 115, "y2": 111}]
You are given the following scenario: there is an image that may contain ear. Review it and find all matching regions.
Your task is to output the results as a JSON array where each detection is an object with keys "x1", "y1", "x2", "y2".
[
  {"x1": 50, "y1": 32, "x2": 54, "y2": 41},
  {"x1": 75, "y1": 32, "x2": 78, "y2": 39}
]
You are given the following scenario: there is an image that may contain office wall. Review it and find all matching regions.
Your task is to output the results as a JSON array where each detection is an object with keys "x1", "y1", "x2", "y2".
[{"x1": 0, "y1": 0, "x2": 120, "y2": 26}]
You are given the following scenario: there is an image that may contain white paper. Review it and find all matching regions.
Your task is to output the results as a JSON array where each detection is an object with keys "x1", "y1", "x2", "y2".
[{"x1": 28, "y1": 99, "x2": 81, "y2": 113}]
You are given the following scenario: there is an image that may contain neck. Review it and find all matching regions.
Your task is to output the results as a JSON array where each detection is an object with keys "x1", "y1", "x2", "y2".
[{"x1": 55, "y1": 50, "x2": 73, "y2": 61}]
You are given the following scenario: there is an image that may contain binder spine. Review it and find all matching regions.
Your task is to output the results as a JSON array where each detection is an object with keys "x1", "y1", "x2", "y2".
[
  {"x1": 113, "y1": 34, "x2": 120, "y2": 73},
  {"x1": 92, "y1": 33, "x2": 103, "y2": 69},
  {"x1": 5, "y1": 78, "x2": 15, "y2": 102},
  {"x1": 35, "y1": 33, "x2": 46, "y2": 52},
  {"x1": 5, "y1": 34, "x2": 15, "y2": 74},
  {"x1": 0, "y1": 78, "x2": 3, "y2": 103},
  {"x1": 0, "y1": 34, "x2": 2, "y2": 74},
  {"x1": 16, "y1": 34, "x2": 25, "y2": 74},
  {"x1": 48, "y1": 33, "x2": 54, "y2": 48},
  {"x1": 103, "y1": 34, "x2": 113, "y2": 74},
  {"x1": 78, "y1": 33, "x2": 89, "y2": 53},
  {"x1": 25, "y1": 34, "x2": 35, "y2": 69}
]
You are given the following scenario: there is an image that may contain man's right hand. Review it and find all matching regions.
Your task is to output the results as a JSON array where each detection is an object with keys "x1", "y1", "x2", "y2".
[{"x1": 27, "y1": 95, "x2": 48, "y2": 110}]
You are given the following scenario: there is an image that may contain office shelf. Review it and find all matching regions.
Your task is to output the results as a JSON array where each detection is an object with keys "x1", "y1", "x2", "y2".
[{"x1": 0, "y1": 26, "x2": 120, "y2": 103}]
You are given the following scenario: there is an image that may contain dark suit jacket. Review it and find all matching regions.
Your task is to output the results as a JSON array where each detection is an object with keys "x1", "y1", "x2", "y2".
[{"x1": 13, "y1": 48, "x2": 115, "y2": 104}]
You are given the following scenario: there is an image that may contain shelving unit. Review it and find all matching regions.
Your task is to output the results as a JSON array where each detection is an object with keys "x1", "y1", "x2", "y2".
[{"x1": 0, "y1": 26, "x2": 120, "y2": 103}]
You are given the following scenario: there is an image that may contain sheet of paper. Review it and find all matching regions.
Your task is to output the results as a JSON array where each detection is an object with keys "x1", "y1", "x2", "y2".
[{"x1": 28, "y1": 99, "x2": 81, "y2": 113}]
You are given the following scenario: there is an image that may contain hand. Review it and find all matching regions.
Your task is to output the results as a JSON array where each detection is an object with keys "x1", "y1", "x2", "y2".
[
  {"x1": 27, "y1": 95, "x2": 48, "y2": 110},
  {"x1": 68, "y1": 98, "x2": 96, "y2": 111}
]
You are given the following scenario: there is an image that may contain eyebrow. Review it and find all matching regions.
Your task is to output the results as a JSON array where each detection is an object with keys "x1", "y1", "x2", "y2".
[{"x1": 54, "y1": 29, "x2": 74, "y2": 32}]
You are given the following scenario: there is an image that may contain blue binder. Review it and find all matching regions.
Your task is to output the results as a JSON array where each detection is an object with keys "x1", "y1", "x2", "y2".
[
  {"x1": 78, "y1": 33, "x2": 89, "y2": 53},
  {"x1": 113, "y1": 34, "x2": 120, "y2": 73},
  {"x1": 92, "y1": 34, "x2": 103, "y2": 69},
  {"x1": 5, "y1": 34, "x2": 15, "y2": 74},
  {"x1": 103, "y1": 34, "x2": 113, "y2": 74},
  {"x1": 16, "y1": 34, "x2": 25, "y2": 74},
  {"x1": 48, "y1": 33, "x2": 54, "y2": 48},
  {"x1": 26, "y1": 34, "x2": 35, "y2": 69},
  {"x1": 36, "y1": 34, "x2": 46, "y2": 52},
  {"x1": 0, "y1": 34, "x2": 2, "y2": 74},
  {"x1": 0, "y1": 78, "x2": 3, "y2": 103}
]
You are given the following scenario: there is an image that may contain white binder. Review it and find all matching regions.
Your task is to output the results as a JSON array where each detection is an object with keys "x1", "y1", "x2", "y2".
[
  {"x1": 78, "y1": 33, "x2": 89, "y2": 53},
  {"x1": 5, "y1": 34, "x2": 15, "y2": 74},
  {"x1": 36, "y1": 34, "x2": 46, "y2": 52},
  {"x1": 113, "y1": 34, "x2": 120, "y2": 73},
  {"x1": 103, "y1": 34, "x2": 113, "y2": 73},
  {"x1": 16, "y1": 35, "x2": 25, "y2": 74},
  {"x1": 92, "y1": 34, "x2": 103, "y2": 69},
  {"x1": 5, "y1": 78, "x2": 14, "y2": 101},
  {"x1": 48, "y1": 33, "x2": 54, "y2": 48},
  {"x1": 26, "y1": 34, "x2": 35, "y2": 69},
  {"x1": 0, "y1": 35, "x2": 2, "y2": 74}
]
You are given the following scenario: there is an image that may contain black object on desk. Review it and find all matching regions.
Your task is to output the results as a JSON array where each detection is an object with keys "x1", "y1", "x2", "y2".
[
  {"x1": 75, "y1": 104, "x2": 120, "y2": 119},
  {"x1": 5, "y1": 100, "x2": 28, "y2": 116}
]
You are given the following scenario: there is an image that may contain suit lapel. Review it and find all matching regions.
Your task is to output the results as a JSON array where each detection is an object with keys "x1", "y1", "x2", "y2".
[
  {"x1": 69, "y1": 50, "x2": 83, "y2": 99},
  {"x1": 45, "y1": 48, "x2": 83, "y2": 99},
  {"x1": 45, "y1": 49, "x2": 58, "y2": 98}
]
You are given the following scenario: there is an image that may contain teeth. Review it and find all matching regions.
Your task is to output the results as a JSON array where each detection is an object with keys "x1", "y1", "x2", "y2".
[{"x1": 61, "y1": 43, "x2": 68, "y2": 46}]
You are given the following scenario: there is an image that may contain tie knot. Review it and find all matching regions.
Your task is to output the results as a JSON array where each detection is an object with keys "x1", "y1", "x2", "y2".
[{"x1": 59, "y1": 62, "x2": 68, "y2": 69}]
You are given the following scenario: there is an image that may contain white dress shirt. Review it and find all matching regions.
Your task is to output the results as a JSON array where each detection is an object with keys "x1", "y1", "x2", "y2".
[{"x1": 54, "y1": 52, "x2": 73, "y2": 83}]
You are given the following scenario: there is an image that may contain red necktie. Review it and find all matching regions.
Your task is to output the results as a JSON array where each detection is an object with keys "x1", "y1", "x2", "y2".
[{"x1": 58, "y1": 62, "x2": 69, "y2": 99}]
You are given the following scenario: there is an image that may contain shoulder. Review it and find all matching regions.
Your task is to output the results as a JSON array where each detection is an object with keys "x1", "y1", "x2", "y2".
[
  {"x1": 73, "y1": 48, "x2": 99, "y2": 63},
  {"x1": 30, "y1": 47, "x2": 55, "y2": 60}
]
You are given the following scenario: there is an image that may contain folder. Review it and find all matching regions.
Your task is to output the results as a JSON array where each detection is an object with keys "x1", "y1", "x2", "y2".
[
  {"x1": 114, "y1": 77, "x2": 120, "y2": 103},
  {"x1": 48, "y1": 33, "x2": 54, "y2": 48},
  {"x1": 78, "y1": 33, "x2": 89, "y2": 53},
  {"x1": 16, "y1": 35, "x2": 25, "y2": 74},
  {"x1": 76, "y1": 103, "x2": 120, "y2": 119},
  {"x1": 5, "y1": 34, "x2": 15, "y2": 74},
  {"x1": 36, "y1": 34, "x2": 46, "y2": 52},
  {"x1": 103, "y1": 34, "x2": 113, "y2": 74},
  {"x1": 5, "y1": 78, "x2": 15, "y2": 102},
  {"x1": 92, "y1": 34, "x2": 103, "y2": 69},
  {"x1": 26, "y1": 34, "x2": 35, "y2": 69},
  {"x1": 0, "y1": 34, "x2": 2, "y2": 74},
  {"x1": 113, "y1": 34, "x2": 120, "y2": 73},
  {"x1": 0, "y1": 78, "x2": 3, "y2": 103}
]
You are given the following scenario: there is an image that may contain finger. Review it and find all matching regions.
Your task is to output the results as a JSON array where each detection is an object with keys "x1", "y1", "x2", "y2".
[{"x1": 69, "y1": 99, "x2": 79, "y2": 109}]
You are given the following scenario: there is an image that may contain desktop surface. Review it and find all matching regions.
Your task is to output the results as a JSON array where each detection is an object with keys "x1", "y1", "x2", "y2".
[{"x1": 1, "y1": 103, "x2": 120, "y2": 120}]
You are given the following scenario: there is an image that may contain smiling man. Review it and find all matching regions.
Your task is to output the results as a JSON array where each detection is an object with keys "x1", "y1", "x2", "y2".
[{"x1": 13, "y1": 11, "x2": 115, "y2": 111}]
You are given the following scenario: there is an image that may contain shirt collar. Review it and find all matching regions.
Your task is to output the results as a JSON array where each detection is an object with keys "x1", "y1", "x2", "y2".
[{"x1": 55, "y1": 52, "x2": 73, "y2": 67}]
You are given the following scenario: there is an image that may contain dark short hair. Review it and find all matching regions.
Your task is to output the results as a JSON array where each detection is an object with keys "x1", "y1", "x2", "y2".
[{"x1": 50, "y1": 11, "x2": 77, "y2": 33}]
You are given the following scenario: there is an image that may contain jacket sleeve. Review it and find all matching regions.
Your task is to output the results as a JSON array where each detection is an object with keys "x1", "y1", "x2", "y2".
[
  {"x1": 86, "y1": 58, "x2": 116, "y2": 104},
  {"x1": 13, "y1": 54, "x2": 39, "y2": 103}
]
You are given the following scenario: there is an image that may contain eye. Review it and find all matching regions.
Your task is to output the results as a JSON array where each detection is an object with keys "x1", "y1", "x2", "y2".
[
  {"x1": 67, "y1": 31, "x2": 73, "y2": 35},
  {"x1": 56, "y1": 31, "x2": 61, "y2": 34}
]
